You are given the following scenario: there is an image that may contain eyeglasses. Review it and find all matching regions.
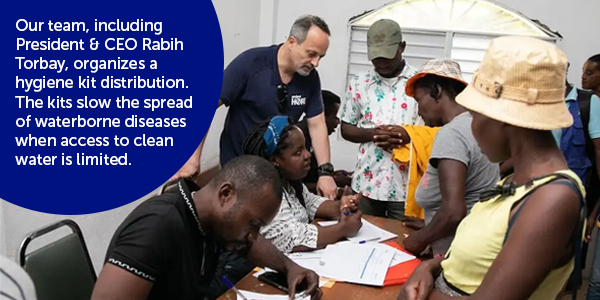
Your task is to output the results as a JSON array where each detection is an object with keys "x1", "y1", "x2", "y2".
[{"x1": 277, "y1": 84, "x2": 287, "y2": 113}]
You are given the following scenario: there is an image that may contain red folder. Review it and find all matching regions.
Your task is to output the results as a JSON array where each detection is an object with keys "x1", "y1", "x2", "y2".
[{"x1": 383, "y1": 241, "x2": 422, "y2": 286}]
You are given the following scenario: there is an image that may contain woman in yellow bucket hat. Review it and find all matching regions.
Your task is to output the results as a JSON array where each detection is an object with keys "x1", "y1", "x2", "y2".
[{"x1": 398, "y1": 36, "x2": 586, "y2": 300}]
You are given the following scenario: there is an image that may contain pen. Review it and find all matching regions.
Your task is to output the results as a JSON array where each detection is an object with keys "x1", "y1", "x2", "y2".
[
  {"x1": 222, "y1": 275, "x2": 248, "y2": 300},
  {"x1": 358, "y1": 237, "x2": 381, "y2": 244},
  {"x1": 342, "y1": 205, "x2": 352, "y2": 216}
]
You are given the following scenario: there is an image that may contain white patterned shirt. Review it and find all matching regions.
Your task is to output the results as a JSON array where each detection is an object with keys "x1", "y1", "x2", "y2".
[
  {"x1": 339, "y1": 64, "x2": 422, "y2": 202},
  {"x1": 260, "y1": 183, "x2": 328, "y2": 253}
]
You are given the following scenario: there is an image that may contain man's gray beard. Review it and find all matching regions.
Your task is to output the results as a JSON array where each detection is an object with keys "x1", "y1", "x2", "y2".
[{"x1": 297, "y1": 68, "x2": 312, "y2": 76}]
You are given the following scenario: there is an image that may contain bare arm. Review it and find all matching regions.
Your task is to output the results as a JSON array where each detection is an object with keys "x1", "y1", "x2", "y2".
[
  {"x1": 403, "y1": 159, "x2": 467, "y2": 254},
  {"x1": 307, "y1": 113, "x2": 337, "y2": 197},
  {"x1": 293, "y1": 210, "x2": 363, "y2": 252},
  {"x1": 314, "y1": 222, "x2": 354, "y2": 249},
  {"x1": 341, "y1": 122, "x2": 375, "y2": 144},
  {"x1": 292, "y1": 224, "x2": 347, "y2": 252},
  {"x1": 315, "y1": 187, "x2": 360, "y2": 219},
  {"x1": 91, "y1": 264, "x2": 153, "y2": 300},
  {"x1": 307, "y1": 113, "x2": 331, "y2": 166},
  {"x1": 248, "y1": 235, "x2": 295, "y2": 272},
  {"x1": 499, "y1": 157, "x2": 514, "y2": 177},
  {"x1": 315, "y1": 200, "x2": 341, "y2": 219}
]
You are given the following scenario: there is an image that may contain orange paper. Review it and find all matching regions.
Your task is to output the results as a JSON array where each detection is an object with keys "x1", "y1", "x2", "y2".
[{"x1": 383, "y1": 241, "x2": 422, "y2": 286}]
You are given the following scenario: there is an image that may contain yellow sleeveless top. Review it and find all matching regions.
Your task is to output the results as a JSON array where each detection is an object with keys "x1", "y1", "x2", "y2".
[{"x1": 440, "y1": 170, "x2": 585, "y2": 299}]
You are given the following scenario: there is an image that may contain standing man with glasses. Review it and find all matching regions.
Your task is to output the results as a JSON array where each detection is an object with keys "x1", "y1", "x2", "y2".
[{"x1": 172, "y1": 14, "x2": 338, "y2": 199}]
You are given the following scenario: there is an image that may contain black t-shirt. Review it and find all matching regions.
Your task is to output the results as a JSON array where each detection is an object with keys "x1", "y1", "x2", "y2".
[{"x1": 104, "y1": 179, "x2": 221, "y2": 300}]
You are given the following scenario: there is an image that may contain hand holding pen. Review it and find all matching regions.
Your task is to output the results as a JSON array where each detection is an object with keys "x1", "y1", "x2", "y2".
[
  {"x1": 340, "y1": 205, "x2": 363, "y2": 237},
  {"x1": 339, "y1": 186, "x2": 361, "y2": 216}
]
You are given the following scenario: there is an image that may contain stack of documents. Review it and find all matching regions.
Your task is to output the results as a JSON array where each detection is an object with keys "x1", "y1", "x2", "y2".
[
  {"x1": 285, "y1": 249, "x2": 325, "y2": 273},
  {"x1": 317, "y1": 219, "x2": 398, "y2": 243},
  {"x1": 316, "y1": 242, "x2": 395, "y2": 286},
  {"x1": 250, "y1": 220, "x2": 418, "y2": 289},
  {"x1": 387, "y1": 245, "x2": 416, "y2": 267}
]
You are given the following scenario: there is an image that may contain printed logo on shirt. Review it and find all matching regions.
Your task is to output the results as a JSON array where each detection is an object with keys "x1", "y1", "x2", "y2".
[{"x1": 291, "y1": 95, "x2": 306, "y2": 106}]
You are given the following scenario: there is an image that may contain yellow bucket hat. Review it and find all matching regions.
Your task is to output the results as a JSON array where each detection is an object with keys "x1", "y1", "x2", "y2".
[{"x1": 455, "y1": 36, "x2": 572, "y2": 130}]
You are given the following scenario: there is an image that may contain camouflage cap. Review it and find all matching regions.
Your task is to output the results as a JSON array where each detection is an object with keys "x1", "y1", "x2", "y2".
[{"x1": 367, "y1": 19, "x2": 403, "y2": 61}]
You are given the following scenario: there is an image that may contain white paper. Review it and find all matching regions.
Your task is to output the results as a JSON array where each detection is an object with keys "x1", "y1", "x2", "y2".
[
  {"x1": 317, "y1": 220, "x2": 338, "y2": 227},
  {"x1": 316, "y1": 242, "x2": 395, "y2": 286},
  {"x1": 286, "y1": 249, "x2": 326, "y2": 259},
  {"x1": 371, "y1": 243, "x2": 416, "y2": 267},
  {"x1": 285, "y1": 247, "x2": 339, "y2": 273},
  {"x1": 290, "y1": 257, "x2": 322, "y2": 273},
  {"x1": 317, "y1": 219, "x2": 398, "y2": 244},
  {"x1": 237, "y1": 290, "x2": 310, "y2": 300}
]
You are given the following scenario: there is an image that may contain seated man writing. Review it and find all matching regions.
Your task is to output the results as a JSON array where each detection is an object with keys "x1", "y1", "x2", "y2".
[{"x1": 91, "y1": 156, "x2": 322, "y2": 300}]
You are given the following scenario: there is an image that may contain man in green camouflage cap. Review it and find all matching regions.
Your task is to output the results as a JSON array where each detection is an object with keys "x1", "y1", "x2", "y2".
[
  {"x1": 367, "y1": 19, "x2": 406, "y2": 75},
  {"x1": 340, "y1": 19, "x2": 421, "y2": 220}
]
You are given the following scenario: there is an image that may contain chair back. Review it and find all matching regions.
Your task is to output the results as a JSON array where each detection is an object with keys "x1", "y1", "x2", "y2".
[{"x1": 19, "y1": 219, "x2": 96, "y2": 300}]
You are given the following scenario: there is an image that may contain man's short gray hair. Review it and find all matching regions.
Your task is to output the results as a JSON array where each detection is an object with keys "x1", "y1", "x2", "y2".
[{"x1": 289, "y1": 15, "x2": 330, "y2": 44}]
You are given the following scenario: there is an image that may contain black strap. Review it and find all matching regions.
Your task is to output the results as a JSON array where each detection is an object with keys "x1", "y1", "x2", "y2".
[
  {"x1": 503, "y1": 173, "x2": 585, "y2": 300},
  {"x1": 503, "y1": 174, "x2": 582, "y2": 242},
  {"x1": 577, "y1": 88, "x2": 594, "y2": 160},
  {"x1": 288, "y1": 181, "x2": 306, "y2": 208}
]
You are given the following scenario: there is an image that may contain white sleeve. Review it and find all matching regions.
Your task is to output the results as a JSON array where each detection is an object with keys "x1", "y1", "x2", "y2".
[
  {"x1": 302, "y1": 184, "x2": 328, "y2": 220},
  {"x1": 259, "y1": 195, "x2": 320, "y2": 253}
]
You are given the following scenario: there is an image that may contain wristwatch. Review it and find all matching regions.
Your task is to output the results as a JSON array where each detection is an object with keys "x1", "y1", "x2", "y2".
[{"x1": 317, "y1": 163, "x2": 334, "y2": 177}]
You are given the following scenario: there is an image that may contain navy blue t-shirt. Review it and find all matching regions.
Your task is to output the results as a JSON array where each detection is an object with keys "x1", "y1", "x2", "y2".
[{"x1": 219, "y1": 44, "x2": 324, "y2": 166}]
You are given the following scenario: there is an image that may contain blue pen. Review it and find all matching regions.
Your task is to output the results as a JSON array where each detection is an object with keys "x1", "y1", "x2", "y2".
[
  {"x1": 342, "y1": 206, "x2": 351, "y2": 217},
  {"x1": 358, "y1": 237, "x2": 381, "y2": 244},
  {"x1": 222, "y1": 275, "x2": 248, "y2": 300}
]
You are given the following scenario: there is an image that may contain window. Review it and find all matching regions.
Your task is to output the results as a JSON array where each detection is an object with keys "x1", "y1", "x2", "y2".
[{"x1": 346, "y1": 0, "x2": 560, "y2": 86}]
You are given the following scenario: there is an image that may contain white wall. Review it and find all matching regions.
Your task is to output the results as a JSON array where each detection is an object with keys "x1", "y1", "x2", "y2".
[
  {"x1": 497, "y1": 0, "x2": 600, "y2": 85},
  {"x1": 0, "y1": 0, "x2": 262, "y2": 270}
]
